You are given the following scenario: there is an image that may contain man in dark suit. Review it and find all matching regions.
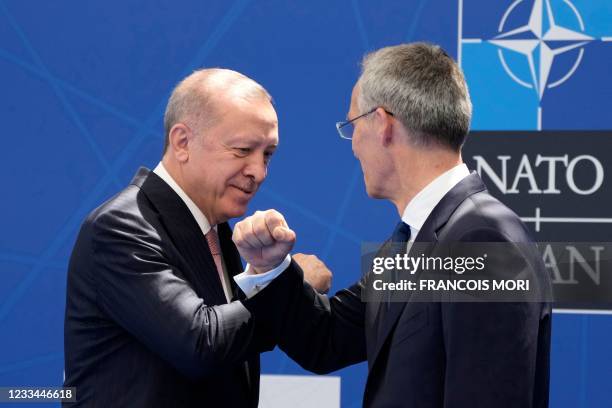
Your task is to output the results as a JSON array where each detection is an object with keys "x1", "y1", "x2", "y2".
[
  {"x1": 233, "y1": 43, "x2": 552, "y2": 407},
  {"x1": 63, "y1": 68, "x2": 328, "y2": 407}
]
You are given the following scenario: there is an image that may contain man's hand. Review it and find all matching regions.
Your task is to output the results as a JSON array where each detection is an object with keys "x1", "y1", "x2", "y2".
[
  {"x1": 293, "y1": 253, "x2": 332, "y2": 294},
  {"x1": 233, "y1": 210, "x2": 296, "y2": 273}
]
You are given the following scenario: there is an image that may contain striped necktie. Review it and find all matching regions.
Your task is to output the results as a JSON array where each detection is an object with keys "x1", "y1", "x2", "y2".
[{"x1": 205, "y1": 228, "x2": 229, "y2": 302}]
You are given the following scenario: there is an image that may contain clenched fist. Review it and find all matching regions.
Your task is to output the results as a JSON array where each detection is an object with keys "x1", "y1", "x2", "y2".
[
  {"x1": 293, "y1": 253, "x2": 332, "y2": 294},
  {"x1": 233, "y1": 210, "x2": 296, "y2": 273}
]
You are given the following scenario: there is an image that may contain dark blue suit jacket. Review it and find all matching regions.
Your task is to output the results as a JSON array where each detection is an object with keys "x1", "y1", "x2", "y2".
[
  {"x1": 279, "y1": 173, "x2": 552, "y2": 407},
  {"x1": 63, "y1": 168, "x2": 299, "y2": 407}
]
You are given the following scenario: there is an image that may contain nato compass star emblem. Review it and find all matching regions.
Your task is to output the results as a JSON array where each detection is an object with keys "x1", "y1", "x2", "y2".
[
  {"x1": 490, "y1": 0, "x2": 592, "y2": 101},
  {"x1": 458, "y1": 0, "x2": 612, "y2": 130}
]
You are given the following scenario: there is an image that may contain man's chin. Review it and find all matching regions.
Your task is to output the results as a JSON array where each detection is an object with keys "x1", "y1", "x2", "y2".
[
  {"x1": 223, "y1": 203, "x2": 249, "y2": 220},
  {"x1": 365, "y1": 183, "x2": 384, "y2": 199}
]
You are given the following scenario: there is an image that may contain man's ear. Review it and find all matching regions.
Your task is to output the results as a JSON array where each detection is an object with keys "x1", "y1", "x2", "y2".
[
  {"x1": 168, "y1": 123, "x2": 191, "y2": 162},
  {"x1": 374, "y1": 108, "x2": 394, "y2": 147}
]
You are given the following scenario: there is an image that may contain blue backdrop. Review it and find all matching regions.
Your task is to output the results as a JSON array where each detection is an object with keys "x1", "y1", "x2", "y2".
[{"x1": 1, "y1": 0, "x2": 611, "y2": 407}]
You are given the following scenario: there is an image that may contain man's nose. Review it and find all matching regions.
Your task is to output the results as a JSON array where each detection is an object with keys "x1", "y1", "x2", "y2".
[{"x1": 243, "y1": 154, "x2": 267, "y2": 183}]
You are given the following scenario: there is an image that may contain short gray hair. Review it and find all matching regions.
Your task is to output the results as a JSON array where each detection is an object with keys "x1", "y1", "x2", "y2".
[
  {"x1": 358, "y1": 42, "x2": 472, "y2": 151},
  {"x1": 163, "y1": 68, "x2": 272, "y2": 153}
]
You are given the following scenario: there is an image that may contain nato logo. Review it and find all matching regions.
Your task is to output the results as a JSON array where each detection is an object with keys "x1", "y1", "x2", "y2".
[{"x1": 458, "y1": 0, "x2": 612, "y2": 130}]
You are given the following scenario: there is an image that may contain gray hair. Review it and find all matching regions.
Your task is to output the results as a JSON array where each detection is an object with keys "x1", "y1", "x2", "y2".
[
  {"x1": 163, "y1": 68, "x2": 272, "y2": 153},
  {"x1": 358, "y1": 42, "x2": 472, "y2": 151}
]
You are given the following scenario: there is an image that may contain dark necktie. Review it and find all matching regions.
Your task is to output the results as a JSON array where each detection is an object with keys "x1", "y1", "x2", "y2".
[
  {"x1": 383, "y1": 221, "x2": 411, "y2": 309},
  {"x1": 391, "y1": 221, "x2": 411, "y2": 243}
]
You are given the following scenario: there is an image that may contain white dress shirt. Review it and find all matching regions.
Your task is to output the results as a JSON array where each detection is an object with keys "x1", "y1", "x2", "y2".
[
  {"x1": 233, "y1": 256, "x2": 291, "y2": 298},
  {"x1": 401, "y1": 163, "x2": 471, "y2": 244}
]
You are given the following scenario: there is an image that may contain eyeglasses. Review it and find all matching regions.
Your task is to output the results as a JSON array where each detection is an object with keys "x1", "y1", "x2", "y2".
[{"x1": 335, "y1": 107, "x2": 394, "y2": 140}]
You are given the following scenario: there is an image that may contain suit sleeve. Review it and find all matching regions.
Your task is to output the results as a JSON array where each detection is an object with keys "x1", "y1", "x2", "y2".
[
  {"x1": 90, "y1": 211, "x2": 297, "y2": 380},
  {"x1": 276, "y1": 261, "x2": 367, "y2": 374},
  {"x1": 440, "y1": 229, "x2": 548, "y2": 408}
]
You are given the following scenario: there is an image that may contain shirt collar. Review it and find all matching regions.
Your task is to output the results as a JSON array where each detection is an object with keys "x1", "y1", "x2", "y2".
[
  {"x1": 153, "y1": 162, "x2": 214, "y2": 236},
  {"x1": 401, "y1": 163, "x2": 470, "y2": 232}
]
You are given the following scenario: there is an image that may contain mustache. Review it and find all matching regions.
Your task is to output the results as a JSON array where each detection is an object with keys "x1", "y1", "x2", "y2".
[{"x1": 232, "y1": 179, "x2": 258, "y2": 193}]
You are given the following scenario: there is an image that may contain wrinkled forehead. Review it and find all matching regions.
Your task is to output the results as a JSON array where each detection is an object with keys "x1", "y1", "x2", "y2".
[
  {"x1": 233, "y1": 95, "x2": 278, "y2": 126},
  {"x1": 213, "y1": 96, "x2": 279, "y2": 144}
]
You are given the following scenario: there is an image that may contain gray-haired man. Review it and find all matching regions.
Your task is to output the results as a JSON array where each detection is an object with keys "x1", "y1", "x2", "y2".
[
  {"x1": 234, "y1": 43, "x2": 552, "y2": 408},
  {"x1": 63, "y1": 68, "x2": 330, "y2": 407}
]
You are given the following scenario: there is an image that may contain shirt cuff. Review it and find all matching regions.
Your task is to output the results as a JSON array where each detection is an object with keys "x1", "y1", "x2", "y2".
[{"x1": 233, "y1": 255, "x2": 292, "y2": 298}]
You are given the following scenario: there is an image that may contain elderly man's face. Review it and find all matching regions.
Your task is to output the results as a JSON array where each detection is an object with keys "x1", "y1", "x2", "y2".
[
  {"x1": 350, "y1": 84, "x2": 388, "y2": 199},
  {"x1": 184, "y1": 96, "x2": 278, "y2": 225}
]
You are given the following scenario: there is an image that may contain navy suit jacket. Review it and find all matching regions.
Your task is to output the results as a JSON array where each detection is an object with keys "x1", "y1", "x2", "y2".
[
  {"x1": 63, "y1": 167, "x2": 299, "y2": 407},
  {"x1": 278, "y1": 173, "x2": 552, "y2": 408}
]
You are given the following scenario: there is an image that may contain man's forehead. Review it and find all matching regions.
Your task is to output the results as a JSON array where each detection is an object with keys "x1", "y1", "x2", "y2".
[
  {"x1": 224, "y1": 92, "x2": 276, "y2": 114},
  {"x1": 348, "y1": 83, "x2": 360, "y2": 115},
  {"x1": 223, "y1": 126, "x2": 278, "y2": 145},
  {"x1": 351, "y1": 82, "x2": 360, "y2": 98},
  {"x1": 207, "y1": 104, "x2": 275, "y2": 137}
]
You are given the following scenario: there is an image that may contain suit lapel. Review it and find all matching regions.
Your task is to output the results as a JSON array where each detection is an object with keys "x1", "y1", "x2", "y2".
[
  {"x1": 365, "y1": 239, "x2": 395, "y2": 361},
  {"x1": 217, "y1": 222, "x2": 247, "y2": 301},
  {"x1": 369, "y1": 172, "x2": 487, "y2": 367},
  {"x1": 217, "y1": 223, "x2": 258, "y2": 400},
  {"x1": 132, "y1": 168, "x2": 255, "y2": 401},
  {"x1": 138, "y1": 167, "x2": 227, "y2": 305}
]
